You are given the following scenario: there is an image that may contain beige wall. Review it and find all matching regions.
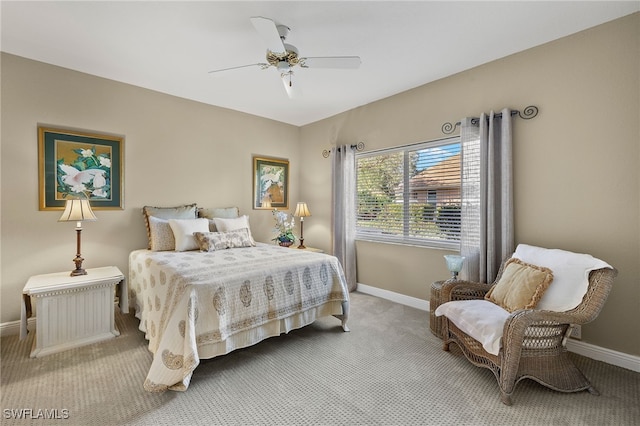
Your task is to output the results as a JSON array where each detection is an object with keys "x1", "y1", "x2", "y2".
[
  {"x1": 300, "y1": 14, "x2": 639, "y2": 356},
  {"x1": 2, "y1": 14, "x2": 638, "y2": 357},
  {"x1": 1, "y1": 53, "x2": 300, "y2": 324}
]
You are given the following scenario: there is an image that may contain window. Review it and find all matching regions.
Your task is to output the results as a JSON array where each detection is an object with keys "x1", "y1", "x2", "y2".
[{"x1": 355, "y1": 137, "x2": 461, "y2": 249}]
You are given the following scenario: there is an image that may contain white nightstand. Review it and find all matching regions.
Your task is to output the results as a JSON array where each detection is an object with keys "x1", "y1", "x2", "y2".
[{"x1": 21, "y1": 266, "x2": 127, "y2": 358}]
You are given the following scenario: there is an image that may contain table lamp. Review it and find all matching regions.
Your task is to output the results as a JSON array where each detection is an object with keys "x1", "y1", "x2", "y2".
[
  {"x1": 444, "y1": 255, "x2": 465, "y2": 281},
  {"x1": 293, "y1": 202, "x2": 311, "y2": 249},
  {"x1": 261, "y1": 194, "x2": 272, "y2": 209},
  {"x1": 59, "y1": 198, "x2": 97, "y2": 276}
]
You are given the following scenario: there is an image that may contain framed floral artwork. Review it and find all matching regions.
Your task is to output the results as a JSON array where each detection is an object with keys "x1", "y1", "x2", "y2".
[
  {"x1": 38, "y1": 126, "x2": 124, "y2": 210},
  {"x1": 253, "y1": 156, "x2": 289, "y2": 210}
]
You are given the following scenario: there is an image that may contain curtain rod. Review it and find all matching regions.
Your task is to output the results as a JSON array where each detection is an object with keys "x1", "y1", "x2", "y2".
[
  {"x1": 441, "y1": 105, "x2": 539, "y2": 135},
  {"x1": 322, "y1": 141, "x2": 365, "y2": 158}
]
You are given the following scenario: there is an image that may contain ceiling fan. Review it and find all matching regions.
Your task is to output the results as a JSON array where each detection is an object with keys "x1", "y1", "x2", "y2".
[{"x1": 208, "y1": 16, "x2": 361, "y2": 98}]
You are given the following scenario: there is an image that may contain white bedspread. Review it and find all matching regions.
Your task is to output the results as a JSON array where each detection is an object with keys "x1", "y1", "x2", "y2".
[{"x1": 129, "y1": 243, "x2": 350, "y2": 392}]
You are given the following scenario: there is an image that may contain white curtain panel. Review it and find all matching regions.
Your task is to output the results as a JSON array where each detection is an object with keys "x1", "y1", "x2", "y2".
[
  {"x1": 331, "y1": 145, "x2": 357, "y2": 291},
  {"x1": 460, "y1": 109, "x2": 515, "y2": 284}
]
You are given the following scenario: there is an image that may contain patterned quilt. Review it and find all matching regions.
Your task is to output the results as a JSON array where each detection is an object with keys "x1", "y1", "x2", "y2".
[{"x1": 129, "y1": 243, "x2": 350, "y2": 392}]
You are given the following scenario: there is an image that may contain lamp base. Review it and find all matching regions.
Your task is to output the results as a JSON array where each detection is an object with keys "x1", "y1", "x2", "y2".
[
  {"x1": 70, "y1": 268, "x2": 88, "y2": 277},
  {"x1": 70, "y1": 255, "x2": 87, "y2": 276},
  {"x1": 297, "y1": 238, "x2": 306, "y2": 249}
]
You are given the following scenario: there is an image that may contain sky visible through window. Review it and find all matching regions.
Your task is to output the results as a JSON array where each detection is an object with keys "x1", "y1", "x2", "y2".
[{"x1": 417, "y1": 142, "x2": 460, "y2": 171}]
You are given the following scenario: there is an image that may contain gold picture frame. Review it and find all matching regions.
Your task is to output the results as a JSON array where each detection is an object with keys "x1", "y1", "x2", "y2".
[
  {"x1": 253, "y1": 156, "x2": 289, "y2": 210},
  {"x1": 38, "y1": 126, "x2": 124, "y2": 210}
]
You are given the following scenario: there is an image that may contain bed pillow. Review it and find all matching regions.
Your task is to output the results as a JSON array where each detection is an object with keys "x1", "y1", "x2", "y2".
[
  {"x1": 194, "y1": 229, "x2": 254, "y2": 251},
  {"x1": 198, "y1": 207, "x2": 240, "y2": 219},
  {"x1": 147, "y1": 216, "x2": 175, "y2": 251},
  {"x1": 143, "y1": 204, "x2": 197, "y2": 249},
  {"x1": 168, "y1": 218, "x2": 210, "y2": 252},
  {"x1": 513, "y1": 244, "x2": 613, "y2": 312},
  {"x1": 212, "y1": 215, "x2": 256, "y2": 246},
  {"x1": 485, "y1": 258, "x2": 554, "y2": 312}
]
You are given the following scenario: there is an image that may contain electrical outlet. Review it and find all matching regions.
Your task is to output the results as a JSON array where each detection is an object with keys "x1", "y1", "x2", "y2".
[{"x1": 570, "y1": 325, "x2": 582, "y2": 340}]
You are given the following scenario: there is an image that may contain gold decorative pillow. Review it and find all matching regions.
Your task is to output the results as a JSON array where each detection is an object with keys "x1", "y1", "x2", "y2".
[
  {"x1": 142, "y1": 204, "x2": 197, "y2": 249},
  {"x1": 485, "y1": 258, "x2": 554, "y2": 312},
  {"x1": 147, "y1": 216, "x2": 175, "y2": 251}
]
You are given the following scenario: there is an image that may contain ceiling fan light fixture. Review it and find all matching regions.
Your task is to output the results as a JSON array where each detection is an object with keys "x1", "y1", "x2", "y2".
[{"x1": 277, "y1": 61, "x2": 290, "y2": 72}]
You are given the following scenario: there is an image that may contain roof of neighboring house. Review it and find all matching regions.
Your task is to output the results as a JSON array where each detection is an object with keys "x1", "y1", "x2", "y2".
[{"x1": 409, "y1": 154, "x2": 461, "y2": 189}]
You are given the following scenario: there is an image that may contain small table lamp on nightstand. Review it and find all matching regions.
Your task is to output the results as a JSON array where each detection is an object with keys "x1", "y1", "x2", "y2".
[
  {"x1": 59, "y1": 198, "x2": 97, "y2": 276},
  {"x1": 444, "y1": 255, "x2": 465, "y2": 281},
  {"x1": 293, "y1": 202, "x2": 311, "y2": 249}
]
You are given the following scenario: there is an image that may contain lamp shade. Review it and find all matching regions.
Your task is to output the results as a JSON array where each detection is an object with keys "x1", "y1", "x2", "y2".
[
  {"x1": 293, "y1": 202, "x2": 311, "y2": 218},
  {"x1": 444, "y1": 255, "x2": 465, "y2": 273},
  {"x1": 261, "y1": 195, "x2": 272, "y2": 209},
  {"x1": 58, "y1": 199, "x2": 97, "y2": 222}
]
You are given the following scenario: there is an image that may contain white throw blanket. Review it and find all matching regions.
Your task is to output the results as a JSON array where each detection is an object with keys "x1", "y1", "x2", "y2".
[{"x1": 513, "y1": 244, "x2": 612, "y2": 311}]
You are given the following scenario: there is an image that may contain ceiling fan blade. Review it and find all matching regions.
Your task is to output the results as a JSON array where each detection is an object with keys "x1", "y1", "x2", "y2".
[
  {"x1": 208, "y1": 63, "x2": 267, "y2": 74},
  {"x1": 300, "y1": 56, "x2": 362, "y2": 69},
  {"x1": 250, "y1": 16, "x2": 286, "y2": 55}
]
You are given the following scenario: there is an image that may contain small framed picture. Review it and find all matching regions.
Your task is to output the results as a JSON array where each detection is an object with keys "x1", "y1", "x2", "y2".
[
  {"x1": 253, "y1": 156, "x2": 289, "y2": 209},
  {"x1": 38, "y1": 126, "x2": 124, "y2": 210}
]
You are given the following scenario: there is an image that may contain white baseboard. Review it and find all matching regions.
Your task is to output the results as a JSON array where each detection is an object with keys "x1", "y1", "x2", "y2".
[
  {"x1": 566, "y1": 339, "x2": 640, "y2": 373},
  {"x1": 356, "y1": 283, "x2": 640, "y2": 373},
  {"x1": 1, "y1": 318, "x2": 34, "y2": 337},
  {"x1": 357, "y1": 283, "x2": 430, "y2": 311}
]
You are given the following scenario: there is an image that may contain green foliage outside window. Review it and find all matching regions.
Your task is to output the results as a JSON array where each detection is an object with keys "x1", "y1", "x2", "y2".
[{"x1": 356, "y1": 138, "x2": 461, "y2": 247}]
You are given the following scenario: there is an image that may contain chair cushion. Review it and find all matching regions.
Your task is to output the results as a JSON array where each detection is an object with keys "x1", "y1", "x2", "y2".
[
  {"x1": 513, "y1": 244, "x2": 613, "y2": 312},
  {"x1": 435, "y1": 300, "x2": 509, "y2": 356},
  {"x1": 485, "y1": 258, "x2": 554, "y2": 312}
]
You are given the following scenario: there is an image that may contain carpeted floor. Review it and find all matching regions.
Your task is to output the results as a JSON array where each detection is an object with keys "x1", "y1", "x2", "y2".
[{"x1": 1, "y1": 292, "x2": 638, "y2": 425}]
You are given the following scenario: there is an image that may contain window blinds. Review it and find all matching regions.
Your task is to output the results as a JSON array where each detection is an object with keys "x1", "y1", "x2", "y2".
[{"x1": 356, "y1": 138, "x2": 461, "y2": 248}]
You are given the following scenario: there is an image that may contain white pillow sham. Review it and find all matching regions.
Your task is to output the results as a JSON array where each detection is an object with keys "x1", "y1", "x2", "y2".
[
  {"x1": 212, "y1": 215, "x2": 256, "y2": 245},
  {"x1": 168, "y1": 218, "x2": 210, "y2": 252}
]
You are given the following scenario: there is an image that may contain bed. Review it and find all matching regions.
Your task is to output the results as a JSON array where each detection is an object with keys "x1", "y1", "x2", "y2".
[{"x1": 129, "y1": 243, "x2": 350, "y2": 392}]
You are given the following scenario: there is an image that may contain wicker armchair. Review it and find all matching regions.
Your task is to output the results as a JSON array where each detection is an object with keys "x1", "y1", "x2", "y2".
[{"x1": 438, "y1": 259, "x2": 617, "y2": 405}]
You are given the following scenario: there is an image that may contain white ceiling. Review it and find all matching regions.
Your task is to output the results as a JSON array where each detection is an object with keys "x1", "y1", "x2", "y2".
[{"x1": 2, "y1": 1, "x2": 638, "y2": 126}]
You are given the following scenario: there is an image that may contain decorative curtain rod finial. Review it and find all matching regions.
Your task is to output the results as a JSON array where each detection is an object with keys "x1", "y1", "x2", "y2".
[
  {"x1": 322, "y1": 141, "x2": 365, "y2": 158},
  {"x1": 441, "y1": 105, "x2": 539, "y2": 135},
  {"x1": 519, "y1": 105, "x2": 539, "y2": 119},
  {"x1": 441, "y1": 122, "x2": 459, "y2": 135}
]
